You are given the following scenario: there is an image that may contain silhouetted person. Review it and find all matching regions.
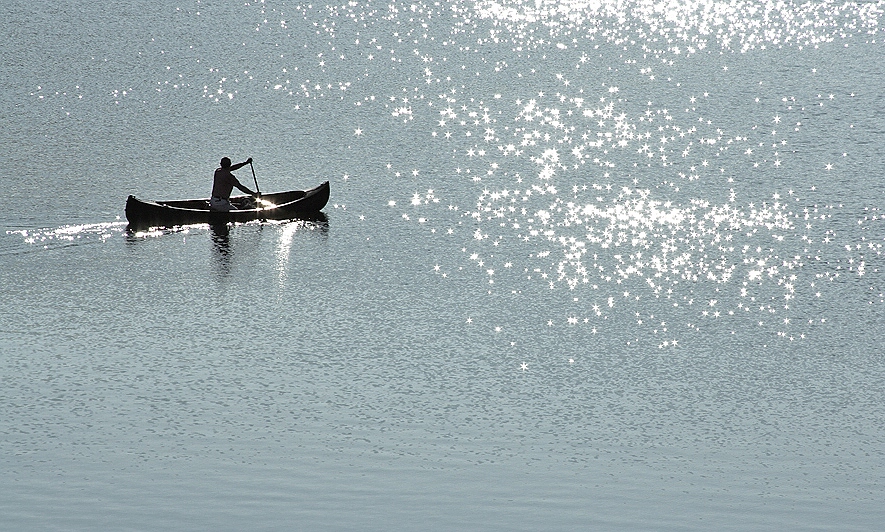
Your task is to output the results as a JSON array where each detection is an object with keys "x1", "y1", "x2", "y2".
[{"x1": 210, "y1": 157, "x2": 257, "y2": 211}]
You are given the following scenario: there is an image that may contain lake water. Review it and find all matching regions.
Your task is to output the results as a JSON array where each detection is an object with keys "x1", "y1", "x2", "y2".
[{"x1": 2, "y1": 0, "x2": 885, "y2": 529}]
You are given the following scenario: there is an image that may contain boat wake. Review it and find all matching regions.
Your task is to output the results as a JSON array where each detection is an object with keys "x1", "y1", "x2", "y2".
[{"x1": 3, "y1": 222, "x2": 129, "y2": 255}]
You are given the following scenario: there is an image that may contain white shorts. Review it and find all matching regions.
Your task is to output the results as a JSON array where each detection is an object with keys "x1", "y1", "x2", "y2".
[{"x1": 209, "y1": 196, "x2": 236, "y2": 211}]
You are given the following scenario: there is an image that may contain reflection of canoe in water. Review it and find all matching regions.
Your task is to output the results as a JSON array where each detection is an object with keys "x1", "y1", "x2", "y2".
[{"x1": 125, "y1": 181, "x2": 330, "y2": 230}]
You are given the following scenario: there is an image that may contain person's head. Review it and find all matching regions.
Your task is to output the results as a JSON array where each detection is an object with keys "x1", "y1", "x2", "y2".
[{"x1": 220, "y1": 157, "x2": 232, "y2": 168}]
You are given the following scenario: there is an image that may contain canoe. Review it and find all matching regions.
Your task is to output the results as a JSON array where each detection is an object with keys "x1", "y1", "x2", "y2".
[{"x1": 125, "y1": 181, "x2": 330, "y2": 229}]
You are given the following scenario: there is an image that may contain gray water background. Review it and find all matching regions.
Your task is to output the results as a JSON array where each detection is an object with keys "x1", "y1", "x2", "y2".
[{"x1": 2, "y1": 1, "x2": 885, "y2": 529}]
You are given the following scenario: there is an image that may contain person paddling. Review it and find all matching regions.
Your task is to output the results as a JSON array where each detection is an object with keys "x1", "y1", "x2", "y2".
[{"x1": 209, "y1": 156, "x2": 258, "y2": 211}]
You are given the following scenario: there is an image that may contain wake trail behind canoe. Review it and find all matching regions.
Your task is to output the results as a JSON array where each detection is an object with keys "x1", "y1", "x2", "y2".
[{"x1": 2, "y1": 222, "x2": 129, "y2": 256}]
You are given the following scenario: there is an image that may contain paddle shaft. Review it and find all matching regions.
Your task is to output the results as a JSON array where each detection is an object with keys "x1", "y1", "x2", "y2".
[{"x1": 249, "y1": 161, "x2": 261, "y2": 196}]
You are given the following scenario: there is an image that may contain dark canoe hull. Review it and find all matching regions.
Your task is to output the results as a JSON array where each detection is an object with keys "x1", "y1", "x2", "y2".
[{"x1": 125, "y1": 181, "x2": 330, "y2": 230}]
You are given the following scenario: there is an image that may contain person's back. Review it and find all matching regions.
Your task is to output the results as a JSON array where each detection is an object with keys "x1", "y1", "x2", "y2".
[{"x1": 211, "y1": 166, "x2": 237, "y2": 199}]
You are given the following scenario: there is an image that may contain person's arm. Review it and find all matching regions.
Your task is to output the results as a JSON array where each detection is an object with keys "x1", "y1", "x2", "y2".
[
  {"x1": 229, "y1": 157, "x2": 253, "y2": 171},
  {"x1": 233, "y1": 180, "x2": 257, "y2": 196}
]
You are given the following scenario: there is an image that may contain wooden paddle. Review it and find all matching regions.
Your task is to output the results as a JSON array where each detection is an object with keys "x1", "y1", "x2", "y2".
[
  {"x1": 249, "y1": 160, "x2": 266, "y2": 218},
  {"x1": 249, "y1": 160, "x2": 261, "y2": 197}
]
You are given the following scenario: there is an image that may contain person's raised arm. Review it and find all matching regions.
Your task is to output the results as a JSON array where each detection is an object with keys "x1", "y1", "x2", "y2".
[{"x1": 229, "y1": 157, "x2": 253, "y2": 171}]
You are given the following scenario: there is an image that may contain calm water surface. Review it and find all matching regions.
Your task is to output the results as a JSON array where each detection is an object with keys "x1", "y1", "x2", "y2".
[{"x1": 2, "y1": 0, "x2": 885, "y2": 530}]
